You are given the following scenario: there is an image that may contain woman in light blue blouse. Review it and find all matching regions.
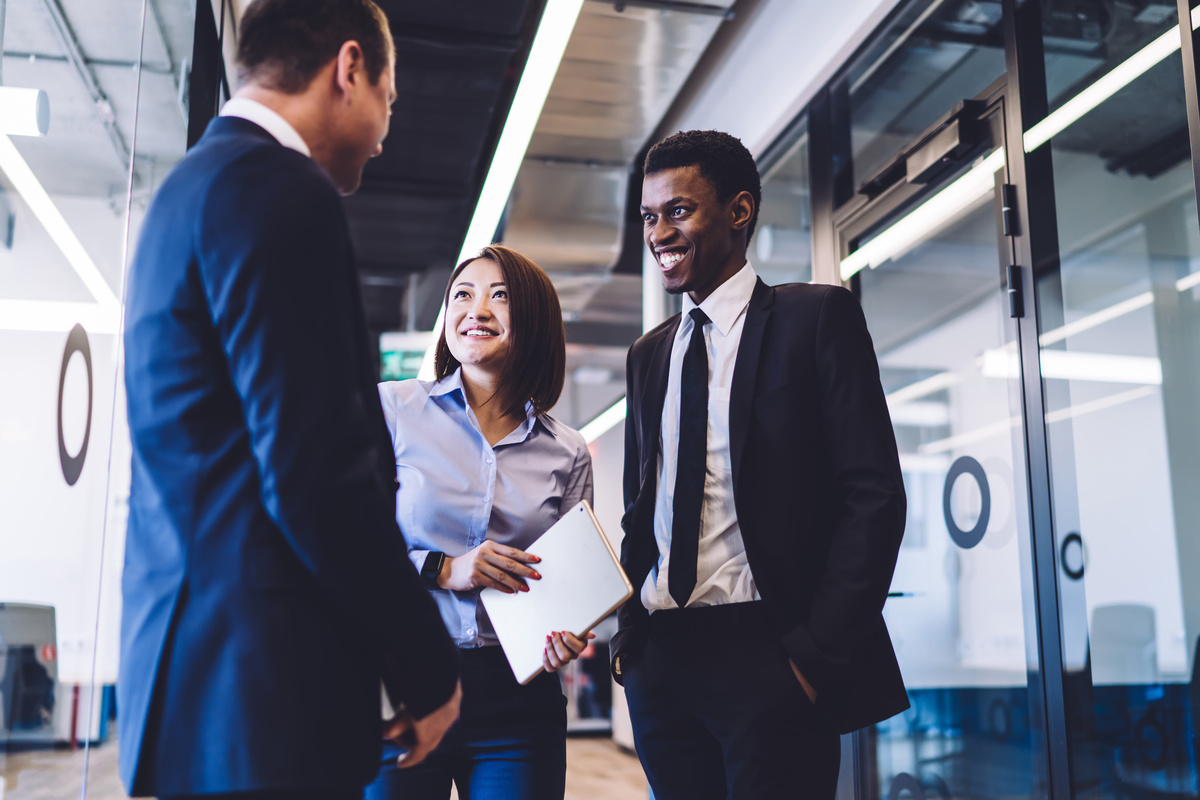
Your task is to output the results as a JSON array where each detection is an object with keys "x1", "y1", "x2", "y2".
[{"x1": 368, "y1": 245, "x2": 594, "y2": 800}]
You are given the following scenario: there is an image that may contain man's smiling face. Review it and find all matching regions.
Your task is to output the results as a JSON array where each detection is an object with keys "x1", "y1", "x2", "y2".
[{"x1": 641, "y1": 164, "x2": 748, "y2": 303}]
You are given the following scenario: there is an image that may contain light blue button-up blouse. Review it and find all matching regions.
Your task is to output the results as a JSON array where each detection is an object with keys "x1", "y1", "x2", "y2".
[{"x1": 378, "y1": 370, "x2": 594, "y2": 648}]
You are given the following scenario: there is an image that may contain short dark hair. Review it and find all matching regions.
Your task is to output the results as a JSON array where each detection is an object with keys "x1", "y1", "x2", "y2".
[
  {"x1": 644, "y1": 130, "x2": 762, "y2": 243},
  {"x1": 434, "y1": 245, "x2": 566, "y2": 417},
  {"x1": 236, "y1": 0, "x2": 393, "y2": 94}
]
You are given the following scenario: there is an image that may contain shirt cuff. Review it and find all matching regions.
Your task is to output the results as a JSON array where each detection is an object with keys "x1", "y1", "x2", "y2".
[{"x1": 409, "y1": 549, "x2": 431, "y2": 573}]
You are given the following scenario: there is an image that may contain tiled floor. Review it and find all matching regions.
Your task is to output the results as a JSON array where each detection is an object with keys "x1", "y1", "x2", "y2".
[{"x1": 1, "y1": 737, "x2": 648, "y2": 800}]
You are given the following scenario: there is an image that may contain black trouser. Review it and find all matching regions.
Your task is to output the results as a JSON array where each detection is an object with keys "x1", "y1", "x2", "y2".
[{"x1": 623, "y1": 602, "x2": 840, "y2": 800}]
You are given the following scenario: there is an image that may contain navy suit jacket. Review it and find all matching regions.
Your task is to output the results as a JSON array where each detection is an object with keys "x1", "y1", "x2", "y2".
[
  {"x1": 612, "y1": 280, "x2": 910, "y2": 735},
  {"x1": 119, "y1": 117, "x2": 458, "y2": 796}
]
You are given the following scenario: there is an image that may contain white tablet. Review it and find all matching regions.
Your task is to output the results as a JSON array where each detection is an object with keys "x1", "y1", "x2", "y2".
[{"x1": 479, "y1": 501, "x2": 633, "y2": 685}]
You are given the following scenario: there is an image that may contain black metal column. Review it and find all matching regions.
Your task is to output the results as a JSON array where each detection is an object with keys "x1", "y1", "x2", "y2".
[
  {"x1": 1178, "y1": 0, "x2": 1200, "y2": 218},
  {"x1": 1000, "y1": 0, "x2": 1073, "y2": 797},
  {"x1": 187, "y1": 0, "x2": 224, "y2": 149}
]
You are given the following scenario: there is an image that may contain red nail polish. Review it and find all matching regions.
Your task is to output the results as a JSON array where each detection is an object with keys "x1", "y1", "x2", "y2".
[{"x1": 532, "y1": 572, "x2": 542, "y2": 580}]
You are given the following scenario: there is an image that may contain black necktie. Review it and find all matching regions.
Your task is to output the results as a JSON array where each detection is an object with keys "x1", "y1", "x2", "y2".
[{"x1": 670, "y1": 308, "x2": 710, "y2": 608}]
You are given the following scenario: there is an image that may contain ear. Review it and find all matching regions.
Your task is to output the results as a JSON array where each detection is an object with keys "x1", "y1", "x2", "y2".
[
  {"x1": 333, "y1": 40, "x2": 366, "y2": 99},
  {"x1": 730, "y1": 190, "x2": 755, "y2": 232}
]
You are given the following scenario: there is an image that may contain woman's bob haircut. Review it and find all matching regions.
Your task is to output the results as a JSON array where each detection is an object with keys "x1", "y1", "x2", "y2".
[{"x1": 433, "y1": 245, "x2": 566, "y2": 417}]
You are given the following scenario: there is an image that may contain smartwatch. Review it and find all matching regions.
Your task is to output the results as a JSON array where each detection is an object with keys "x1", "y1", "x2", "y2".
[{"x1": 421, "y1": 551, "x2": 447, "y2": 588}]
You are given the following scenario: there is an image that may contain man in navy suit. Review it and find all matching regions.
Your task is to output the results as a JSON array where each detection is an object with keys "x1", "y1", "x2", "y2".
[{"x1": 120, "y1": 2, "x2": 460, "y2": 798}]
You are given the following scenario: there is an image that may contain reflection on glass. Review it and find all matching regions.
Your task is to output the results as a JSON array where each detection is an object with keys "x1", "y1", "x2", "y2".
[
  {"x1": 0, "y1": 0, "x2": 193, "y2": 797},
  {"x1": 1038, "y1": 3, "x2": 1200, "y2": 795},
  {"x1": 756, "y1": 122, "x2": 812, "y2": 285},
  {"x1": 857, "y1": 163, "x2": 1047, "y2": 799},
  {"x1": 842, "y1": 0, "x2": 1006, "y2": 193}
]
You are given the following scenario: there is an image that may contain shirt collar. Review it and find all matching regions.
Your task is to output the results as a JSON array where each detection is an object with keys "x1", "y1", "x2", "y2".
[
  {"x1": 219, "y1": 97, "x2": 312, "y2": 158},
  {"x1": 681, "y1": 261, "x2": 759, "y2": 337},
  {"x1": 426, "y1": 369, "x2": 553, "y2": 441}
]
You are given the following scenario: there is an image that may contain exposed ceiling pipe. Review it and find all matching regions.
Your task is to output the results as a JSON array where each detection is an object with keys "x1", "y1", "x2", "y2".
[
  {"x1": 147, "y1": 0, "x2": 179, "y2": 94},
  {"x1": 38, "y1": 0, "x2": 132, "y2": 170},
  {"x1": 596, "y1": 0, "x2": 735, "y2": 18}
]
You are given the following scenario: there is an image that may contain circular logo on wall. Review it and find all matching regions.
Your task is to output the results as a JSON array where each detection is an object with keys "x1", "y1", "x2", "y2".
[
  {"x1": 943, "y1": 455, "x2": 991, "y2": 549},
  {"x1": 57, "y1": 323, "x2": 93, "y2": 486}
]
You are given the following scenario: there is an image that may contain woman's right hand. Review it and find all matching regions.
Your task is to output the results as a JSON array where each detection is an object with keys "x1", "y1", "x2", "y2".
[{"x1": 437, "y1": 540, "x2": 541, "y2": 594}]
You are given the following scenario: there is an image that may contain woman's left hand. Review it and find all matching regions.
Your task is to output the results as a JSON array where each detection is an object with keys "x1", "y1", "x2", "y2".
[{"x1": 542, "y1": 630, "x2": 596, "y2": 673}]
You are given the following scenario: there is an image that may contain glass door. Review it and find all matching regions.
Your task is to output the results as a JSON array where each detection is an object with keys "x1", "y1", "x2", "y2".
[
  {"x1": 834, "y1": 99, "x2": 1050, "y2": 799},
  {"x1": 1030, "y1": 3, "x2": 1200, "y2": 794}
]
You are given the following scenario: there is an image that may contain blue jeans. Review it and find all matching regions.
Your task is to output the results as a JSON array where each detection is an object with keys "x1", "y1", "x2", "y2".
[{"x1": 366, "y1": 646, "x2": 567, "y2": 800}]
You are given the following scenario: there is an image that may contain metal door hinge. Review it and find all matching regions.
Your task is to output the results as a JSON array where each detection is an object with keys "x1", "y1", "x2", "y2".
[
  {"x1": 1007, "y1": 264, "x2": 1025, "y2": 318},
  {"x1": 1001, "y1": 184, "x2": 1019, "y2": 237}
]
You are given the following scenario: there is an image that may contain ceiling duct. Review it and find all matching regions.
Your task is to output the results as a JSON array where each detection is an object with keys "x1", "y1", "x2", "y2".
[{"x1": 501, "y1": 0, "x2": 734, "y2": 326}]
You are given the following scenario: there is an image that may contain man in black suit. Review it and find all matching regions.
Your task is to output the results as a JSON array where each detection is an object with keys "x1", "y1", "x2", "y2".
[
  {"x1": 120, "y1": 2, "x2": 460, "y2": 798},
  {"x1": 611, "y1": 130, "x2": 909, "y2": 798}
]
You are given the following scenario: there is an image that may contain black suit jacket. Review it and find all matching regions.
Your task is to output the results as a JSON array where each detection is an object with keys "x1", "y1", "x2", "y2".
[{"x1": 612, "y1": 278, "x2": 909, "y2": 734}]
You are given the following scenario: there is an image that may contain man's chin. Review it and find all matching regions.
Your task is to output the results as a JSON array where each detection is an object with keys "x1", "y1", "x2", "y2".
[{"x1": 335, "y1": 173, "x2": 364, "y2": 196}]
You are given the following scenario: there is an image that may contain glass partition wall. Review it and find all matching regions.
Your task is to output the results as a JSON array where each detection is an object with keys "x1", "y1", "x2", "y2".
[
  {"x1": 752, "y1": 0, "x2": 1200, "y2": 797},
  {"x1": 0, "y1": 1, "x2": 197, "y2": 798}
]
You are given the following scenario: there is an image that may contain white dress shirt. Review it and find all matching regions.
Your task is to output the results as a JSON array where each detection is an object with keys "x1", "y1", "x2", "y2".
[
  {"x1": 219, "y1": 97, "x2": 311, "y2": 157},
  {"x1": 642, "y1": 261, "x2": 762, "y2": 611}
]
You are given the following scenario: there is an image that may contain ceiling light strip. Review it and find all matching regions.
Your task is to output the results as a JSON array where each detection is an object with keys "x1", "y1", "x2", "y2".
[
  {"x1": 1038, "y1": 291, "x2": 1153, "y2": 346},
  {"x1": 1177, "y1": 270, "x2": 1200, "y2": 292},
  {"x1": 0, "y1": 299, "x2": 120, "y2": 333},
  {"x1": 0, "y1": 134, "x2": 118, "y2": 309},
  {"x1": 917, "y1": 385, "x2": 1157, "y2": 455},
  {"x1": 418, "y1": 0, "x2": 586, "y2": 381},
  {"x1": 840, "y1": 149, "x2": 1005, "y2": 280},
  {"x1": 1024, "y1": 7, "x2": 1200, "y2": 154},
  {"x1": 580, "y1": 396, "x2": 626, "y2": 444}
]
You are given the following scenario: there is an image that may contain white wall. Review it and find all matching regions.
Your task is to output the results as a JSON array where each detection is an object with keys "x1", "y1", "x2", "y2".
[
  {"x1": 0, "y1": 193, "x2": 131, "y2": 686},
  {"x1": 658, "y1": 0, "x2": 903, "y2": 157}
]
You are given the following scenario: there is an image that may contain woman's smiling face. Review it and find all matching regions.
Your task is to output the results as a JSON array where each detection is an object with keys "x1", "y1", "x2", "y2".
[{"x1": 445, "y1": 257, "x2": 511, "y2": 371}]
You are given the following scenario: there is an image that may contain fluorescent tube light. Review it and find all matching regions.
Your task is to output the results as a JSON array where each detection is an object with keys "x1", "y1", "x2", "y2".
[
  {"x1": 1039, "y1": 291, "x2": 1153, "y2": 346},
  {"x1": 1043, "y1": 385, "x2": 1156, "y2": 424},
  {"x1": 918, "y1": 415, "x2": 1019, "y2": 455},
  {"x1": 1177, "y1": 270, "x2": 1200, "y2": 292},
  {"x1": 0, "y1": 299, "x2": 119, "y2": 333},
  {"x1": 898, "y1": 453, "x2": 953, "y2": 474},
  {"x1": 1024, "y1": 7, "x2": 1200, "y2": 154},
  {"x1": 918, "y1": 385, "x2": 1156, "y2": 454},
  {"x1": 840, "y1": 149, "x2": 1005, "y2": 280},
  {"x1": 418, "y1": 0, "x2": 585, "y2": 380},
  {"x1": 886, "y1": 371, "x2": 962, "y2": 407},
  {"x1": 580, "y1": 397, "x2": 626, "y2": 444},
  {"x1": 889, "y1": 401, "x2": 951, "y2": 427},
  {"x1": 0, "y1": 134, "x2": 118, "y2": 310},
  {"x1": 0, "y1": 88, "x2": 50, "y2": 137},
  {"x1": 981, "y1": 347, "x2": 1162, "y2": 384},
  {"x1": 1032, "y1": 271, "x2": 1200, "y2": 348}
]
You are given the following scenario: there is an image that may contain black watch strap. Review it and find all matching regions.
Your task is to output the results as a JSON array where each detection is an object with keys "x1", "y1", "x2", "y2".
[{"x1": 421, "y1": 551, "x2": 446, "y2": 587}]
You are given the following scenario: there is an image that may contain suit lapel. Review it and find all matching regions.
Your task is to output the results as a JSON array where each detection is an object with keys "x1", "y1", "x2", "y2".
[{"x1": 730, "y1": 279, "x2": 773, "y2": 491}]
